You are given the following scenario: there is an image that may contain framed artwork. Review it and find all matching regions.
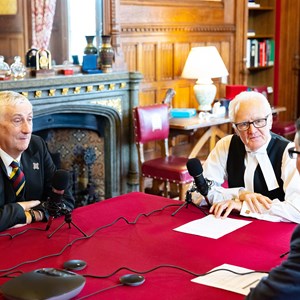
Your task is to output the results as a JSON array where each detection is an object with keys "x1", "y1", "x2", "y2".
[{"x1": 0, "y1": 0, "x2": 17, "y2": 15}]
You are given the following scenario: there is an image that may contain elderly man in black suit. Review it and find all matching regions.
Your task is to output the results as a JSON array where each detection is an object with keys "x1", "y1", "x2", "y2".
[
  {"x1": 246, "y1": 118, "x2": 300, "y2": 299},
  {"x1": 0, "y1": 91, "x2": 74, "y2": 231}
]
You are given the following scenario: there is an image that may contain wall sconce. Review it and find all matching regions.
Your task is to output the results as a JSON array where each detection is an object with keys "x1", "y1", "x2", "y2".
[{"x1": 181, "y1": 46, "x2": 229, "y2": 111}]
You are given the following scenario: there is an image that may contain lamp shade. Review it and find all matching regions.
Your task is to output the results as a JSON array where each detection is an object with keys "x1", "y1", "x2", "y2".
[
  {"x1": 181, "y1": 46, "x2": 228, "y2": 83},
  {"x1": 181, "y1": 46, "x2": 229, "y2": 111}
]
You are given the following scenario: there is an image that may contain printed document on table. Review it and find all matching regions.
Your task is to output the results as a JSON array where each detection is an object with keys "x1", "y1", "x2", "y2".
[
  {"x1": 173, "y1": 214, "x2": 251, "y2": 239},
  {"x1": 192, "y1": 263, "x2": 268, "y2": 295}
]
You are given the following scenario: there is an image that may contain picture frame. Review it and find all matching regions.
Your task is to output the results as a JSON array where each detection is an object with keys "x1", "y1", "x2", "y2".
[{"x1": 0, "y1": 0, "x2": 17, "y2": 15}]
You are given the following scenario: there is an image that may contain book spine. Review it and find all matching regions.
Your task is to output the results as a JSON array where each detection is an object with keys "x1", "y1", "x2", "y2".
[
  {"x1": 253, "y1": 39, "x2": 259, "y2": 67},
  {"x1": 246, "y1": 39, "x2": 251, "y2": 68},
  {"x1": 267, "y1": 39, "x2": 275, "y2": 66},
  {"x1": 259, "y1": 40, "x2": 266, "y2": 67}
]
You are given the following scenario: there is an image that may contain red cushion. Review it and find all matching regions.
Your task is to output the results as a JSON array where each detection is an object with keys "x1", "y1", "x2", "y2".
[
  {"x1": 142, "y1": 156, "x2": 193, "y2": 183},
  {"x1": 272, "y1": 121, "x2": 296, "y2": 135},
  {"x1": 225, "y1": 85, "x2": 248, "y2": 100}
]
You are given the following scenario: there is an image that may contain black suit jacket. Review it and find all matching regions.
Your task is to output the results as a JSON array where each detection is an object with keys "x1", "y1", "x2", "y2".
[
  {"x1": 0, "y1": 135, "x2": 75, "y2": 231},
  {"x1": 246, "y1": 224, "x2": 300, "y2": 299}
]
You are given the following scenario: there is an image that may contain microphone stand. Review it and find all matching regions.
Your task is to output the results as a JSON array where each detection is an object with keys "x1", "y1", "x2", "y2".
[
  {"x1": 47, "y1": 208, "x2": 88, "y2": 238},
  {"x1": 172, "y1": 186, "x2": 199, "y2": 216}
]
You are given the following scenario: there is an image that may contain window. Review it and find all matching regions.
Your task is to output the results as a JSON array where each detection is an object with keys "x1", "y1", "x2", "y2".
[{"x1": 67, "y1": 0, "x2": 103, "y2": 62}]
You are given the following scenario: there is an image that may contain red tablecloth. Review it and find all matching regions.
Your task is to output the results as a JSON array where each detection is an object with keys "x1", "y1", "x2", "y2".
[{"x1": 0, "y1": 192, "x2": 297, "y2": 299}]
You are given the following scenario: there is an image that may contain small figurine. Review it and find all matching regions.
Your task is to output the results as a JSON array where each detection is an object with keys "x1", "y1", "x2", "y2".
[
  {"x1": 0, "y1": 55, "x2": 11, "y2": 79},
  {"x1": 10, "y1": 56, "x2": 26, "y2": 79}
]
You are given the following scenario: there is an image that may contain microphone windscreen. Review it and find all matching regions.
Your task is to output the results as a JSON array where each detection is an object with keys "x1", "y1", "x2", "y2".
[
  {"x1": 52, "y1": 169, "x2": 69, "y2": 190},
  {"x1": 186, "y1": 158, "x2": 203, "y2": 177}
]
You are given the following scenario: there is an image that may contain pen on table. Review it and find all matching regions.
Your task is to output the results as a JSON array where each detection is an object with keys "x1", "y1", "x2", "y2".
[
  {"x1": 242, "y1": 279, "x2": 260, "y2": 289},
  {"x1": 280, "y1": 250, "x2": 290, "y2": 258}
]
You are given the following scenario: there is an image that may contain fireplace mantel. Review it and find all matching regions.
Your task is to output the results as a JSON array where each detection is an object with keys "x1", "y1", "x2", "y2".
[{"x1": 0, "y1": 71, "x2": 143, "y2": 199}]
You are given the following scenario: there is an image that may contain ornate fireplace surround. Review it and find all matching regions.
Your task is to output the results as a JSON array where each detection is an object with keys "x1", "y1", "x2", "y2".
[{"x1": 0, "y1": 72, "x2": 142, "y2": 203}]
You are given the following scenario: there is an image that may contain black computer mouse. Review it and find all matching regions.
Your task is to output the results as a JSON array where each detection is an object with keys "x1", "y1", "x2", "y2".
[
  {"x1": 63, "y1": 259, "x2": 87, "y2": 271},
  {"x1": 119, "y1": 274, "x2": 145, "y2": 286}
]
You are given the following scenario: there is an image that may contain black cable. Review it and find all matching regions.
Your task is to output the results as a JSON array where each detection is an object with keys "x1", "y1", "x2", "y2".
[
  {"x1": 82, "y1": 264, "x2": 268, "y2": 279},
  {"x1": 0, "y1": 227, "x2": 46, "y2": 239},
  {"x1": 0, "y1": 200, "x2": 207, "y2": 240},
  {"x1": 0, "y1": 203, "x2": 183, "y2": 273},
  {"x1": 76, "y1": 264, "x2": 269, "y2": 299},
  {"x1": 0, "y1": 235, "x2": 88, "y2": 273}
]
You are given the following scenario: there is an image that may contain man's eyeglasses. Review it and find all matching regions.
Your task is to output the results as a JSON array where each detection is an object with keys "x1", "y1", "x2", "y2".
[
  {"x1": 288, "y1": 147, "x2": 300, "y2": 159},
  {"x1": 234, "y1": 114, "x2": 270, "y2": 131}
]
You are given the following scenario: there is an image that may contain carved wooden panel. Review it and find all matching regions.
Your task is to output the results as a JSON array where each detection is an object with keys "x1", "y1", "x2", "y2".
[
  {"x1": 0, "y1": 34, "x2": 25, "y2": 64},
  {"x1": 123, "y1": 34, "x2": 232, "y2": 108},
  {"x1": 141, "y1": 43, "x2": 156, "y2": 82},
  {"x1": 160, "y1": 43, "x2": 174, "y2": 81},
  {"x1": 122, "y1": 43, "x2": 138, "y2": 71},
  {"x1": 174, "y1": 43, "x2": 190, "y2": 78},
  {"x1": 119, "y1": 0, "x2": 235, "y2": 109}
]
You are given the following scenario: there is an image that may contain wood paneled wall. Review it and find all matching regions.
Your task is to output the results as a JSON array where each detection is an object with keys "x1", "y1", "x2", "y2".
[
  {"x1": 0, "y1": 0, "x2": 29, "y2": 64},
  {"x1": 0, "y1": 0, "x2": 299, "y2": 122},
  {"x1": 119, "y1": 0, "x2": 242, "y2": 108},
  {"x1": 277, "y1": 0, "x2": 300, "y2": 121}
]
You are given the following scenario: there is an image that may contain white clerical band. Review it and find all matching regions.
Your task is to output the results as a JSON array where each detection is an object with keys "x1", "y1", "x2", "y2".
[
  {"x1": 244, "y1": 152, "x2": 257, "y2": 192},
  {"x1": 245, "y1": 151, "x2": 279, "y2": 192},
  {"x1": 255, "y1": 152, "x2": 279, "y2": 191}
]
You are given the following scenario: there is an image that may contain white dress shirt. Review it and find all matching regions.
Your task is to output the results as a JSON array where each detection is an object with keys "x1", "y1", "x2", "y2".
[{"x1": 201, "y1": 134, "x2": 300, "y2": 223}]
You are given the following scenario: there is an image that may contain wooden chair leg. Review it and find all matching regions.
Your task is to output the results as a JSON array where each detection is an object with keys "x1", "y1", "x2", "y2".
[
  {"x1": 145, "y1": 179, "x2": 164, "y2": 196},
  {"x1": 163, "y1": 181, "x2": 169, "y2": 198},
  {"x1": 179, "y1": 184, "x2": 189, "y2": 201},
  {"x1": 139, "y1": 176, "x2": 145, "y2": 193},
  {"x1": 169, "y1": 183, "x2": 179, "y2": 199}
]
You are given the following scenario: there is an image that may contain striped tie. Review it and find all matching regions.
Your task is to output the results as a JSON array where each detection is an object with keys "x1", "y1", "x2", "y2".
[{"x1": 10, "y1": 160, "x2": 25, "y2": 196}]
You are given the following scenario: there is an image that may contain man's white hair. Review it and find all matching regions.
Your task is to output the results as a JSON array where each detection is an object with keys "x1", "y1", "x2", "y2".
[{"x1": 228, "y1": 91, "x2": 272, "y2": 123}]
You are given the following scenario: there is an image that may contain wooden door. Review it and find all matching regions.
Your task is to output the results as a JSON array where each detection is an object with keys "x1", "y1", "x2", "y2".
[{"x1": 277, "y1": 0, "x2": 300, "y2": 121}]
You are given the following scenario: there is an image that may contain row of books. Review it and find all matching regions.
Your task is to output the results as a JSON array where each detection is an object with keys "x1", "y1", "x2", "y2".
[{"x1": 246, "y1": 39, "x2": 275, "y2": 68}]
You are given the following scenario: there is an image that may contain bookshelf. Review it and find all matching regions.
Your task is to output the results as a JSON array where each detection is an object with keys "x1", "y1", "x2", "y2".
[{"x1": 246, "y1": 0, "x2": 276, "y2": 105}]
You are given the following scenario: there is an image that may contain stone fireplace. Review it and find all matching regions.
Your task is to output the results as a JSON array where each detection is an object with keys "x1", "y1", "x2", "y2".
[
  {"x1": 0, "y1": 72, "x2": 142, "y2": 204},
  {"x1": 34, "y1": 112, "x2": 106, "y2": 207}
]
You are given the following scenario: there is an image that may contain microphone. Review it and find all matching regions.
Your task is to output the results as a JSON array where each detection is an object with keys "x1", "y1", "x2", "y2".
[
  {"x1": 186, "y1": 158, "x2": 212, "y2": 205},
  {"x1": 45, "y1": 169, "x2": 70, "y2": 230}
]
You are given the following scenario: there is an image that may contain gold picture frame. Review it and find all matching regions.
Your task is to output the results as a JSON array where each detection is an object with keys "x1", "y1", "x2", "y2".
[{"x1": 0, "y1": 0, "x2": 17, "y2": 15}]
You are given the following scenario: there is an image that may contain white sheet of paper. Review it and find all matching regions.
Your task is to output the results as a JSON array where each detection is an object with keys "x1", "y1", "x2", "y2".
[
  {"x1": 173, "y1": 215, "x2": 251, "y2": 239},
  {"x1": 191, "y1": 263, "x2": 268, "y2": 295}
]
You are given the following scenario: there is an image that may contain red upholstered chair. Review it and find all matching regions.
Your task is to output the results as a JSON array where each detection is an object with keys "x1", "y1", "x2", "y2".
[
  {"x1": 133, "y1": 104, "x2": 193, "y2": 200},
  {"x1": 271, "y1": 113, "x2": 296, "y2": 140}
]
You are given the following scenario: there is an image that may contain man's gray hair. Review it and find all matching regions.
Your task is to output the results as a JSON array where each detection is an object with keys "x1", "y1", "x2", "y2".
[
  {"x1": 0, "y1": 91, "x2": 31, "y2": 108},
  {"x1": 228, "y1": 91, "x2": 272, "y2": 122}
]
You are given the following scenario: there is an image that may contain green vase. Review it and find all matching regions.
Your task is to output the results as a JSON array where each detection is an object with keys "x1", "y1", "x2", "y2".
[{"x1": 84, "y1": 36, "x2": 98, "y2": 55}]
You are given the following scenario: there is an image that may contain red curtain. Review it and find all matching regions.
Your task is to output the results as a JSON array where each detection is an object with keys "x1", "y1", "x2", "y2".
[{"x1": 31, "y1": 0, "x2": 57, "y2": 49}]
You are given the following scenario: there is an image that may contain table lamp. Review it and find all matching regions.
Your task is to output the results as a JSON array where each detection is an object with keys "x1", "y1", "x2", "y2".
[{"x1": 181, "y1": 46, "x2": 229, "y2": 111}]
